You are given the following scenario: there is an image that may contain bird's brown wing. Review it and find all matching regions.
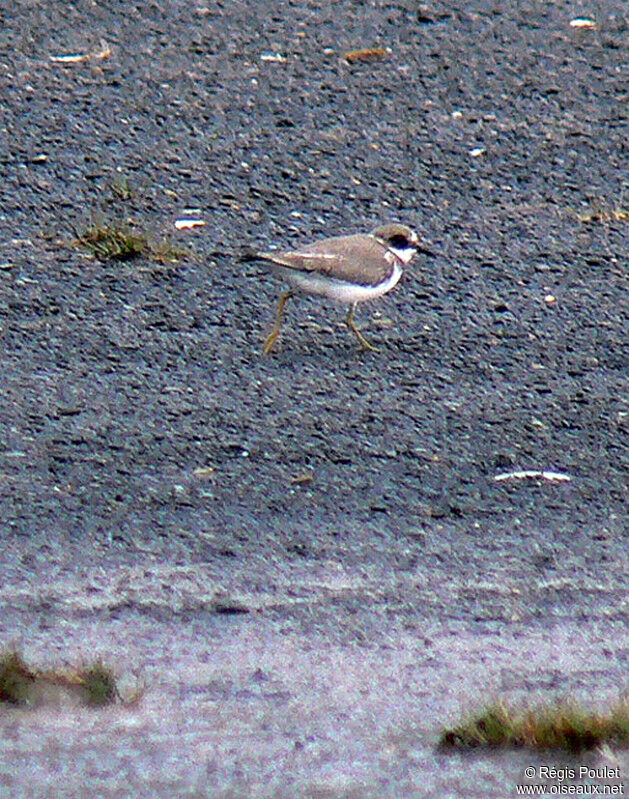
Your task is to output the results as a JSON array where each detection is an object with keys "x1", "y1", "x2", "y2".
[{"x1": 256, "y1": 234, "x2": 395, "y2": 287}]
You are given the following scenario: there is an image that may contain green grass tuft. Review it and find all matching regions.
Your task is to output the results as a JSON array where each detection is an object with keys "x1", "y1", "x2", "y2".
[
  {"x1": 73, "y1": 221, "x2": 189, "y2": 263},
  {"x1": 109, "y1": 176, "x2": 134, "y2": 201},
  {"x1": 77, "y1": 660, "x2": 120, "y2": 706},
  {"x1": 0, "y1": 647, "x2": 138, "y2": 708},
  {"x1": 440, "y1": 698, "x2": 629, "y2": 753},
  {"x1": 0, "y1": 649, "x2": 37, "y2": 704}
]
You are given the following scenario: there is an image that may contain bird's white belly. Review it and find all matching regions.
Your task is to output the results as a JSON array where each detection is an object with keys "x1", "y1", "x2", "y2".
[{"x1": 275, "y1": 261, "x2": 402, "y2": 304}]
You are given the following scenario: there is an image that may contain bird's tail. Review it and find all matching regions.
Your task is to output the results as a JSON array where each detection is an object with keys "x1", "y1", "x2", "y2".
[{"x1": 239, "y1": 247, "x2": 261, "y2": 263}]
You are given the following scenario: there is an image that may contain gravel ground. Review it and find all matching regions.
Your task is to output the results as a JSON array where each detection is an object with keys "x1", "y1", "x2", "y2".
[{"x1": 0, "y1": 1, "x2": 627, "y2": 797}]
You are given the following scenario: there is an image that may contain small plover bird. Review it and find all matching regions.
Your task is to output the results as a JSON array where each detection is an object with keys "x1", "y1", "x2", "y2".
[{"x1": 243, "y1": 223, "x2": 429, "y2": 353}]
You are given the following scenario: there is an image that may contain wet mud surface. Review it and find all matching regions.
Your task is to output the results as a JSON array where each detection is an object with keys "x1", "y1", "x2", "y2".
[{"x1": 0, "y1": 1, "x2": 627, "y2": 796}]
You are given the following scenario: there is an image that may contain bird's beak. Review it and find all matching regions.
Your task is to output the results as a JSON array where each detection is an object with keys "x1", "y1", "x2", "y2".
[{"x1": 416, "y1": 241, "x2": 436, "y2": 256}]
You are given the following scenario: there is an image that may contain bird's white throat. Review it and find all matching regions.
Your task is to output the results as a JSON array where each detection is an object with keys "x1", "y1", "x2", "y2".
[{"x1": 388, "y1": 245, "x2": 417, "y2": 264}]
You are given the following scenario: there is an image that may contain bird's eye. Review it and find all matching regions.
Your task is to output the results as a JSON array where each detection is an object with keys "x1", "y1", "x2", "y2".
[{"x1": 389, "y1": 234, "x2": 411, "y2": 249}]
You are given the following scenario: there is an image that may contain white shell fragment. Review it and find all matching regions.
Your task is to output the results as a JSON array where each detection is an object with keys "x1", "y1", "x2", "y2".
[
  {"x1": 260, "y1": 52, "x2": 286, "y2": 62},
  {"x1": 50, "y1": 54, "x2": 89, "y2": 63},
  {"x1": 49, "y1": 43, "x2": 111, "y2": 63},
  {"x1": 193, "y1": 467, "x2": 215, "y2": 477},
  {"x1": 469, "y1": 147, "x2": 486, "y2": 157},
  {"x1": 570, "y1": 18, "x2": 597, "y2": 29},
  {"x1": 174, "y1": 219, "x2": 206, "y2": 230},
  {"x1": 494, "y1": 470, "x2": 573, "y2": 483}
]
